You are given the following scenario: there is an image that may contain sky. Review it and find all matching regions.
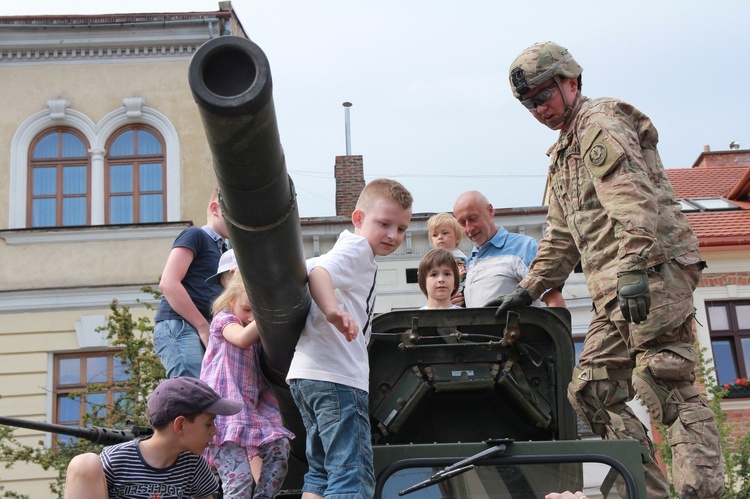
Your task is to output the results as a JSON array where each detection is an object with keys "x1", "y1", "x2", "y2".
[{"x1": 4, "y1": 1, "x2": 750, "y2": 217}]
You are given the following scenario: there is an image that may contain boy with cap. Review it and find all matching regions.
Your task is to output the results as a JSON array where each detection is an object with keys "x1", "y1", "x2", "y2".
[
  {"x1": 64, "y1": 377, "x2": 243, "y2": 499},
  {"x1": 206, "y1": 248, "x2": 238, "y2": 288}
]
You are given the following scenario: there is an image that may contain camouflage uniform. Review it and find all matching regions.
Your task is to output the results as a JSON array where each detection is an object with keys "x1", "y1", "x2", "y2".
[{"x1": 509, "y1": 42, "x2": 725, "y2": 498}]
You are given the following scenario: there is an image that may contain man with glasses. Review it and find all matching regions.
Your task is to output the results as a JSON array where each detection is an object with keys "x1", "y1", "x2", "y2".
[{"x1": 496, "y1": 41, "x2": 724, "y2": 498}]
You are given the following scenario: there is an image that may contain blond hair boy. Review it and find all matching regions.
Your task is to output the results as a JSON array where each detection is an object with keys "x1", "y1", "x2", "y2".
[{"x1": 287, "y1": 178, "x2": 412, "y2": 499}]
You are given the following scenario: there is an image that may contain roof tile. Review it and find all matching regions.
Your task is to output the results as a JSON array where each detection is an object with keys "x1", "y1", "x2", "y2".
[{"x1": 667, "y1": 167, "x2": 748, "y2": 199}]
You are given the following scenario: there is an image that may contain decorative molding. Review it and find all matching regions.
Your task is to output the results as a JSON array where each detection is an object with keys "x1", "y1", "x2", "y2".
[
  {"x1": 46, "y1": 98, "x2": 69, "y2": 119},
  {"x1": 74, "y1": 315, "x2": 108, "y2": 348},
  {"x1": 9, "y1": 100, "x2": 181, "y2": 228},
  {"x1": 0, "y1": 285, "x2": 159, "y2": 314},
  {"x1": 0, "y1": 41, "x2": 205, "y2": 66},
  {"x1": 123, "y1": 97, "x2": 145, "y2": 118},
  {"x1": 9, "y1": 107, "x2": 97, "y2": 227},
  {"x1": 0, "y1": 222, "x2": 190, "y2": 245}
]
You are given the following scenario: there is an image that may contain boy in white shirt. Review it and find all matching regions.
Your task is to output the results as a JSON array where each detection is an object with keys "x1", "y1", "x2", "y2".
[{"x1": 286, "y1": 179, "x2": 413, "y2": 499}]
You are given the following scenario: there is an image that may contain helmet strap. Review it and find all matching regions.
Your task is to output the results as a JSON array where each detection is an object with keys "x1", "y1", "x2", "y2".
[{"x1": 545, "y1": 78, "x2": 579, "y2": 130}]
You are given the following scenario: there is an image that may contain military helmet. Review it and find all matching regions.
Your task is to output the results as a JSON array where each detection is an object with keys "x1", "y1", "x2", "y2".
[{"x1": 509, "y1": 41, "x2": 583, "y2": 99}]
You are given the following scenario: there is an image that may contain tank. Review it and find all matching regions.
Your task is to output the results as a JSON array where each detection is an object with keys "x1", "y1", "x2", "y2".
[
  {"x1": 0, "y1": 35, "x2": 648, "y2": 498},
  {"x1": 187, "y1": 35, "x2": 652, "y2": 498}
]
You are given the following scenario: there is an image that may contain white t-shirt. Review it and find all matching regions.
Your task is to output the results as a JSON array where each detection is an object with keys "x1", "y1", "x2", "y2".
[
  {"x1": 420, "y1": 305, "x2": 463, "y2": 310},
  {"x1": 286, "y1": 230, "x2": 377, "y2": 393}
]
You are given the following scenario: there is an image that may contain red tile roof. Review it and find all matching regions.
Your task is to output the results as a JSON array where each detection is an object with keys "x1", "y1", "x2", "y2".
[
  {"x1": 685, "y1": 211, "x2": 750, "y2": 250},
  {"x1": 667, "y1": 167, "x2": 748, "y2": 199},
  {"x1": 665, "y1": 161, "x2": 750, "y2": 249}
]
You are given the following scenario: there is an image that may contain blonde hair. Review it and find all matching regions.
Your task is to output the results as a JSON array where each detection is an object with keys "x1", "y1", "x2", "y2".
[
  {"x1": 427, "y1": 213, "x2": 462, "y2": 244},
  {"x1": 355, "y1": 178, "x2": 413, "y2": 211},
  {"x1": 212, "y1": 271, "x2": 247, "y2": 315},
  {"x1": 418, "y1": 248, "x2": 460, "y2": 297}
]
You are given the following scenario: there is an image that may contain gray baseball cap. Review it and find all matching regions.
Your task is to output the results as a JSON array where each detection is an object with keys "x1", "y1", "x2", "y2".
[{"x1": 147, "y1": 377, "x2": 243, "y2": 426}]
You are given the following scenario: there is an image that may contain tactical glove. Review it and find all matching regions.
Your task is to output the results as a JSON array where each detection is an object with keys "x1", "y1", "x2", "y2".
[
  {"x1": 494, "y1": 285, "x2": 534, "y2": 318},
  {"x1": 617, "y1": 269, "x2": 650, "y2": 324}
]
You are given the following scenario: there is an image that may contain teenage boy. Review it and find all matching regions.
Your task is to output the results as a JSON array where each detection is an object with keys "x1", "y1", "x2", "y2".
[{"x1": 64, "y1": 377, "x2": 243, "y2": 499}]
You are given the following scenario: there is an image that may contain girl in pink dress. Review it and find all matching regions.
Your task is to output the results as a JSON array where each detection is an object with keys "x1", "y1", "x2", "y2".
[{"x1": 200, "y1": 273, "x2": 293, "y2": 498}]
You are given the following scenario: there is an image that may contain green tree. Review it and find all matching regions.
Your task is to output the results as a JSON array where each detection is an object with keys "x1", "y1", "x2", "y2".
[
  {"x1": 0, "y1": 290, "x2": 164, "y2": 498},
  {"x1": 654, "y1": 345, "x2": 750, "y2": 498}
]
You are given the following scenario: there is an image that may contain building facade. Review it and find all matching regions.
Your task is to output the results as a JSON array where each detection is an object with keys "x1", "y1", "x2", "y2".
[{"x1": 0, "y1": 3, "x2": 748, "y2": 496}]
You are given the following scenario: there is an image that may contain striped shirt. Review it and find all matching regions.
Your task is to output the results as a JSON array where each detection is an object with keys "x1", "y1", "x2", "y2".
[{"x1": 100, "y1": 439, "x2": 217, "y2": 498}]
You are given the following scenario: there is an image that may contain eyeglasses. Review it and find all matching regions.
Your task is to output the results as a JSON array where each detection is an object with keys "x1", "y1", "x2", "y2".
[{"x1": 520, "y1": 81, "x2": 558, "y2": 110}]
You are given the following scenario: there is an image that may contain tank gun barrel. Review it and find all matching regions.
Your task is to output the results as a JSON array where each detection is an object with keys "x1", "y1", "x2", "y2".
[
  {"x1": 0, "y1": 416, "x2": 151, "y2": 446},
  {"x1": 187, "y1": 36, "x2": 310, "y2": 387}
]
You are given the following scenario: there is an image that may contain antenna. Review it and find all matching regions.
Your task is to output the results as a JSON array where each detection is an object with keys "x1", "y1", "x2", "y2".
[{"x1": 343, "y1": 102, "x2": 352, "y2": 155}]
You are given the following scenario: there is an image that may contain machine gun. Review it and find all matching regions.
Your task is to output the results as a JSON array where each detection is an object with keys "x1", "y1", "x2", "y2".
[{"x1": 0, "y1": 415, "x2": 152, "y2": 446}]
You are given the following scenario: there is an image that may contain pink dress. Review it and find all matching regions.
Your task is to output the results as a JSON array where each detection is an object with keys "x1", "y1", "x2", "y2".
[{"x1": 200, "y1": 310, "x2": 293, "y2": 460}]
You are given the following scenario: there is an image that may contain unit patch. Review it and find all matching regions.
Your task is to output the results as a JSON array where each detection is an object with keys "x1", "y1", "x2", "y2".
[
  {"x1": 589, "y1": 144, "x2": 607, "y2": 166},
  {"x1": 580, "y1": 123, "x2": 625, "y2": 178}
]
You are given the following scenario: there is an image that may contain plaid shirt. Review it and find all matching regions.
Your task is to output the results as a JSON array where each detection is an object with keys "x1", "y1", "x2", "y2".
[{"x1": 200, "y1": 310, "x2": 294, "y2": 451}]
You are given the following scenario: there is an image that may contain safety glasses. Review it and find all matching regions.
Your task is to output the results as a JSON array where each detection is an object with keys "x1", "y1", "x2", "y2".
[{"x1": 520, "y1": 81, "x2": 558, "y2": 110}]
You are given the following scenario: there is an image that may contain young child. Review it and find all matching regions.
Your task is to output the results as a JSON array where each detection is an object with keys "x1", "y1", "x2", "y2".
[
  {"x1": 206, "y1": 248, "x2": 238, "y2": 288},
  {"x1": 64, "y1": 377, "x2": 243, "y2": 499},
  {"x1": 200, "y1": 273, "x2": 293, "y2": 499},
  {"x1": 154, "y1": 187, "x2": 229, "y2": 378},
  {"x1": 427, "y1": 212, "x2": 467, "y2": 286},
  {"x1": 286, "y1": 178, "x2": 413, "y2": 499},
  {"x1": 418, "y1": 248, "x2": 462, "y2": 309}
]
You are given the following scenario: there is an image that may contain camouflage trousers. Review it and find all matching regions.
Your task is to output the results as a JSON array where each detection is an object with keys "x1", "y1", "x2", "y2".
[{"x1": 569, "y1": 259, "x2": 724, "y2": 498}]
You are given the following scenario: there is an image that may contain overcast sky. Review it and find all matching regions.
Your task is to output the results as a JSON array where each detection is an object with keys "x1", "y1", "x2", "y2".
[{"x1": 5, "y1": 1, "x2": 749, "y2": 217}]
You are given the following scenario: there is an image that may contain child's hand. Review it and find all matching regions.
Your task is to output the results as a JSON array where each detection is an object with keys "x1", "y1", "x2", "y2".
[{"x1": 325, "y1": 310, "x2": 358, "y2": 342}]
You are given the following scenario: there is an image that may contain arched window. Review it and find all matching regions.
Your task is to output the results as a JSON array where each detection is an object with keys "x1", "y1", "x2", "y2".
[
  {"x1": 105, "y1": 125, "x2": 166, "y2": 224},
  {"x1": 27, "y1": 128, "x2": 91, "y2": 227}
]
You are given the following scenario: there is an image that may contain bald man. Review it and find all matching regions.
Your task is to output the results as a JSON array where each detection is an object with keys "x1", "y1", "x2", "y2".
[{"x1": 453, "y1": 190, "x2": 564, "y2": 308}]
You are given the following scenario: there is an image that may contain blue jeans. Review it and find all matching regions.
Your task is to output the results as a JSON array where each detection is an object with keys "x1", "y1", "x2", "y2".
[
  {"x1": 152, "y1": 319, "x2": 204, "y2": 378},
  {"x1": 289, "y1": 379, "x2": 375, "y2": 499}
]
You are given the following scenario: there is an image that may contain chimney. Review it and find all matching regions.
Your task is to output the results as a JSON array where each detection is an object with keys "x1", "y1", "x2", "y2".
[{"x1": 335, "y1": 155, "x2": 365, "y2": 217}]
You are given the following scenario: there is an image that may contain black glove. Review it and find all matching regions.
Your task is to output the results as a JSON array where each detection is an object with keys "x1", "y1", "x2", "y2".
[
  {"x1": 617, "y1": 270, "x2": 650, "y2": 324},
  {"x1": 494, "y1": 285, "x2": 534, "y2": 318}
]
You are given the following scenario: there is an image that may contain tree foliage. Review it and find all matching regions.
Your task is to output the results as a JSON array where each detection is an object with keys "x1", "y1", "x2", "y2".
[{"x1": 0, "y1": 289, "x2": 164, "y2": 498}]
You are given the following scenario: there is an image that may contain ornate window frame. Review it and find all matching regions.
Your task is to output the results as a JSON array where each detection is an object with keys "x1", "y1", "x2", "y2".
[{"x1": 9, "y1": 97, "x2": 180, "y2": 229}]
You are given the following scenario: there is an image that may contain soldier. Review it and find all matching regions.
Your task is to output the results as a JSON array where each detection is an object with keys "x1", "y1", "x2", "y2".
[{"x1": 497, "y1": 41, "x2": 724, "y2": 498}]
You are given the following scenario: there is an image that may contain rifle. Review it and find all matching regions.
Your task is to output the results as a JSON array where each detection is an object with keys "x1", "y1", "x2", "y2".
[{"x1": 0, "y1": 415, "x2": 153, "y2": 446}]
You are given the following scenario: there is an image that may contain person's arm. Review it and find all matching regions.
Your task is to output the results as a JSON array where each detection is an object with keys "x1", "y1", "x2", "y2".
[
  {"x1": 64, "y1": 453, "x2": 108, "y2": 499},
  {"x1": 159, "y1": 247, "x2": 211, "y2": 347},
  {"x1": 582, "y1": 107, "x2": 657, "y2": 274},
  {"x1": 309, "y1": 266, "x2": 358, "y2": 341},
  {"x1": 521, "y1": 176, "x2": 580, "y2": 299},
  {"x1": 221, "y1": 320, "x2": 260, "y2": 349},
  {"x1": 541, "y1": 287, "x2": 566, "y2": 307}
]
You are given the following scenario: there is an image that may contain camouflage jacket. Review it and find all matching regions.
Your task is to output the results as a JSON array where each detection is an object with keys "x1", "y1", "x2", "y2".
[{"x1": 520, "y1": 96, "x2": 699, "y2": 307}]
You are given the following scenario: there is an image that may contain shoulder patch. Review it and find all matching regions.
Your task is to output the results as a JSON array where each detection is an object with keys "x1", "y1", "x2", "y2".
[{"x1": 580, "y1": 123, "x2": 625, "y2": 179}]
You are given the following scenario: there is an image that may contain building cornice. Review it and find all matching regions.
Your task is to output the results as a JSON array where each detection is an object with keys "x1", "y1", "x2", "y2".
[
  {"x1": 0, "y1": 222, "x2": 191, "y2": 245},
  {"x1": 0, "y1": 13, "x2": 230, "y2": 66},
  {"x1": 0, "y1": 284, "x2": 158, "y2": 313}
]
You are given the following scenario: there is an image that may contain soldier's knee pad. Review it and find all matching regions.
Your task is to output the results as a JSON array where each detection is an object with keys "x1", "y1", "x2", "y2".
[
  {"x1": 568, "y1": 366, "x2": 630, "y2": 437},
  {"x1": 632, "y1": 342, "x2": 700, "y2": 425}
]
